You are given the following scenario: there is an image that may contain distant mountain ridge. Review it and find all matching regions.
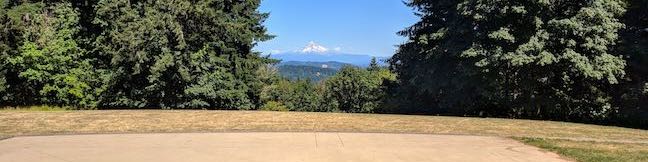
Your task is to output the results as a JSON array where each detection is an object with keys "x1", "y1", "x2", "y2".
[
  {"x1": 269, "y1": 42, "x2": 388, "y2": 67},
  {"x1": 279, "y1": 61, "x2": 354, "y2": 70},
  {"x1": 271, "y1": 42, "x2": 388, "y2": 81}
]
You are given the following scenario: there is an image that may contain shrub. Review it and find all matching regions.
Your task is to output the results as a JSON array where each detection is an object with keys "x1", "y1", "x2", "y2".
[
  {"x1": 321, "y1": 66, "x2": 394, "y2": 113},
  {"x1": 260, "y1": 101, "x2": 289, "y2": 111},
  {"x1": 261, "y1": 79, "x2": 323, "y2": 111}
]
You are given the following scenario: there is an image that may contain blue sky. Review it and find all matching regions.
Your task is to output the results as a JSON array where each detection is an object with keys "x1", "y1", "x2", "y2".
[{"x1": 255, "y1": 0, "x2": 418, "y2": 57}]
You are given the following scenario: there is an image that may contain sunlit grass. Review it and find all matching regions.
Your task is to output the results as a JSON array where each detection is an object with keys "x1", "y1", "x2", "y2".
[
  {"x1": 0, "y1": 110, "x2": 645, "y2": 140},
  {"x1": 0, "y1": 110, "x2": 646, "y2": 161},
  {"x1": 517, "y1": 138, "x2": 648, "y2": 162},
  {"x1": 1, "y1": 106, "x2": 70, "y2": 112}
]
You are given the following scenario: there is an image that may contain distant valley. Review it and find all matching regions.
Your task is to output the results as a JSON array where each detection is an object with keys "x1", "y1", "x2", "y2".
[
  {"x1": 276, "y1": 61, "x2": 354, "y2": 81},
  {"x1": 269, "y1": 42, "x2": 387, "y2": 81}
]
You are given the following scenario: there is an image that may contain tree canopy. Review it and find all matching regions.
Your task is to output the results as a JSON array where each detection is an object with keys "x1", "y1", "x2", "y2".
[
  {"x1": 1, "y1": 0, "x2": 272, "y2": 109},
  {"x1": 390, "y1": 0, "x2": 647, "y2": 127}
]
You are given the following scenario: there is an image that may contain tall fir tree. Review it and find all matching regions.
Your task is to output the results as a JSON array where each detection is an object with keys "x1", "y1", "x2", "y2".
[
  {"x1": 614, "y1": 0, "x2": 648, "y2": 127},
  {"x1": 391, "y1": 0, "x2": 628, "y2": 121},
  {"x1": 92, "y1": 0, "x2": 272, "y2": 109}
]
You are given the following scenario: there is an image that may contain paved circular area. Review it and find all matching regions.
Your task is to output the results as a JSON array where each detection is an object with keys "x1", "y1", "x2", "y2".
[{"x1": 0, "y1": 133, "x2": 568, "y2": 162}]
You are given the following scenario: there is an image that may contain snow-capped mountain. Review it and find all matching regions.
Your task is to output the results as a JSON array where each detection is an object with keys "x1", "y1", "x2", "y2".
[
  {"x1": 269, "y1": 42, "x2": 386, "y2": 67},
  {"x1": 279, "y1": 61, "x2": 354, "y2": 70},
  {"x1": 300, "y1": 41, "x2": 330, "y2": 53}
]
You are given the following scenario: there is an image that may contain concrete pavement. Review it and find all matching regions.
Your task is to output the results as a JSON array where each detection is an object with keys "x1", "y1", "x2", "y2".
[{"x1": 0, "y1": 133, "x2": 568, "y2": 162}]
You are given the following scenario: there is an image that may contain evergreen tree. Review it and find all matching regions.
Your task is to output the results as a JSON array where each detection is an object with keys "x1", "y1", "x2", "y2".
[
  {"x1": 0, "y1": 0, "x2": 8, "y2": 102},
  {"x1": 367, "y1": 57, "x2": 380, "y2": 71},
  {"x1": 0, "y1": 0, "x2": 272, "y2": 109},
  {"x1": 392, "y1": 0, "x2": 627, "y2": 120},
  {"x1": 614, "y1": 0, "x2": 648, "y2": 127},
  {"x1": 92, "y1": 0, "x2": 272, "y2": 109}
]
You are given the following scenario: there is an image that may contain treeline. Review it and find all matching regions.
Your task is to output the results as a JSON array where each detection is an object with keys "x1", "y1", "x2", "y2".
[
  {"x1": 388, "y1": 0, "x2": 648, "y2": 128},
  {"x1": 1, "y1": 0, "x2": 273, "y2": 109},
  {"x1": 261, "y1": 62, "x2": 394, "y2": 113}
]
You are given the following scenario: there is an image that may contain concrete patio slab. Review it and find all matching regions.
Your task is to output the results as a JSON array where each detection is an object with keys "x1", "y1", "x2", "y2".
[{"x1": 0, "y1": 133, "x2": 569, "y2": 162}]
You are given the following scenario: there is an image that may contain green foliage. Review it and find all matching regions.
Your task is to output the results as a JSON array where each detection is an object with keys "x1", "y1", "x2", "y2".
[
  {"x1": 260, "y1": 101, "x2": 289, "y2": 111},
  {"x1": 2, "y1": 2, "x2": 101, "y2": 107},
  {"x1": 367, "y1": 57, "x2": 380, "y2": 71},
  {"x1": 1, "y1": 105, "x2": 70, "y2": 111},
  {"x1": 261, "y1": 65, "x2": 395, "y2": 113},
  {"x1": 518, "y1": 138, "x2": 648, "y2": 162},
  {"x1": 0, "y1": 0, "x2": 646, "y2": 129},
  {"x1": 322, "y1": 67, "x2": 393, "y2": 113},
  {"x1": 91, "y1": 0, "x2": 271, "y2": 109},
  {"x1": 0, "y1": 2, "x2": 43, "y2": 104},
  {"x1": 612, "y1": 0, "x2": 648, "y2": 128},
  {"x1": 0, "y1": 0, "x2": 272, "y2": 109},
  {"x1": 261, "y1": 79, "x2": 323, "y2": 112},
  {"x1": 391, "y1": 0, "x2": 630, "y2": 121},
  {"x1": 0, "y1": 0, "x2": 6, "y2": 98}
]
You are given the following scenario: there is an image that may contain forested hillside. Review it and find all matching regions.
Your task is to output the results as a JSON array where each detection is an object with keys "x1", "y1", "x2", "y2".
[
  {"x1": 277, "y1": 65, "x2": 338, "y2": 82},
  {"x1": 275, "y1": 61, "x2": 355, "y2": 81}
]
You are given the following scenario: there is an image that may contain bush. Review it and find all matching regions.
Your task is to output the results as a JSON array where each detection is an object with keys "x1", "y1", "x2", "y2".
[
  {"x1": 261, "y1": 79, "x2": 323, "y2": 111},
  {"x1": 321, "y1": 66, "x2": 394, "y2": 113},
  {"x1": 260, "y1": 101, "x2": 289, "y2": 111}
]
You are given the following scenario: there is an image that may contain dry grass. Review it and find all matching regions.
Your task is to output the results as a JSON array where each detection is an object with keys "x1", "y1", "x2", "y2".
[
  {"x1": 0, "y1": 106, "x2": 70, "y2": 112},
  {"x1": 1, "y1": 110, "x2": 647, "y2": 161},
  {"x1": 0, "y1": 110, "x2": 646, "y2": 143}
]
